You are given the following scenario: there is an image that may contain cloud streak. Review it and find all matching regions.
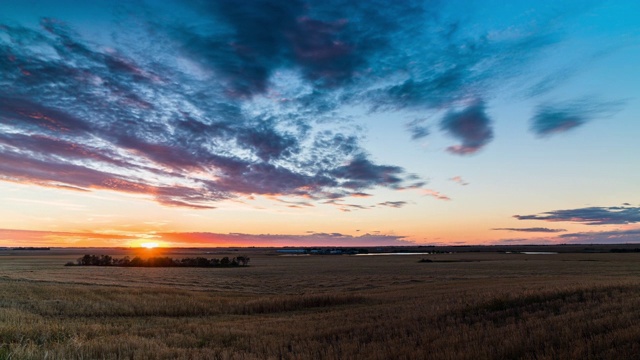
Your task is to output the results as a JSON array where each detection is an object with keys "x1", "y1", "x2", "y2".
[
  {"x1": 531, "y1": 98, "x2": 623, "y2": 136},
  {"x1": 492, "y1": 227, "x2": 566, "y2": 233},
  {"x1": 449, "y1": 176, "x2": 469, "y2": 186},
  {"x1": 0, "y1": 229, "x2": 136, "y2": 247},
  {"x1": 514, "y1": 205, "x2": 640, "y2": 225},
  {"x1": 0, "y1": 228, "x2": 414, "y2": 247},
  {"x1": 421, "y1": 189, "x2": 451, "y2": 201},
  {"x1": 558, "y1": 228, "x2": 640, "y2": 244},
  {"x1": 377, "y1": 201, "x2": 408, "y2": 208}
]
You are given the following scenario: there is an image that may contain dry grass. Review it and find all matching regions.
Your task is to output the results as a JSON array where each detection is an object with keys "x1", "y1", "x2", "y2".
[{"x1": 1, "y1": 250, "x2": 640, "y2": 359}]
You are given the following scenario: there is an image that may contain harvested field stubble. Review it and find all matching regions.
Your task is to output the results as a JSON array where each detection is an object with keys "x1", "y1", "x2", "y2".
[{"x1": 1, "y1": 250, "x2": 640, "y2": 359}]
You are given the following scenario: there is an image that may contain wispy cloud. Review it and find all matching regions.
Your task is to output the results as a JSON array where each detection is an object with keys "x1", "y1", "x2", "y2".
[
  {"x1": 514, "y1": 205, "x2": 640, "y2": 225},
  {"x1": 559, "y1": 228, "x2": 640, "y2": 244},
  {"x1": 492, "y1": 238, "x2": 557, "y2": 245},
  {"x1": 421, "y1": 189, "x2": 451, "y2": 201},
  {"x1": 0, "y1": 1, "x2": 626, "y2": 208},
  {"x1": 408, "y1": 125, "x2": 430, "y2": 140},
  {"x1": 530, "y1": 98, "x2": 623, "y2": 136},
  {"x1": 0, "y1": 229, "x2": 136, "y2": 247},
  {"x1": 377, "y1": 201, "x2": 408, "y2": 208},
  {"x1": 492, "y1": 227, "x2": 566, "y2": 233},
  {"x1": 0, "y1": 228, "x2": 414, "y2": 247},
  {"x1": 4, "y1": 197, "x2": 86, "y2": 211},
  {"x1": 449, "y1": 176, "x2": 469, "y2": 186}
]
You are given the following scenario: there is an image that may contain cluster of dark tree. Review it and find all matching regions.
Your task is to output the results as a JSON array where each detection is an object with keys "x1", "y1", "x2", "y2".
[
  {"x1": 418, "y1": 258, "x2": 433, "y2": 263},
  {"x1": 66, "y1": 254, "x2": 250, "y2": 267},
  {"x1": 609, "y1": 248, "x2": 640, "y2": 253}
]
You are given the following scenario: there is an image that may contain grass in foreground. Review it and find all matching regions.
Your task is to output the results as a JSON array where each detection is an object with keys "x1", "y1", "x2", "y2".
[{"x1": 1, "y1": 251, "x2": 640, "y2": 359}]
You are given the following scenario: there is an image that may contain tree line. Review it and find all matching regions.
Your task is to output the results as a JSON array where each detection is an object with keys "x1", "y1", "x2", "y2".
[
  {"x1": 609, "y1": 248, "x2": 640, "y2": 253},
  {"x1": 66, "y1": 254, "x2": 250, "y2": 267}
]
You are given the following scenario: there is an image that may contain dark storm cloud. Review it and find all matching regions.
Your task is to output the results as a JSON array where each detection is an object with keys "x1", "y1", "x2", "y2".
[
  {"x1": 531, "y1": 98, "x2": 623, "y2": 136},
  {"x1": 514, "y1": 206, "x2": 640, "y2": 225},
  {"x1": 492, "y1": 227, "x2": 566, "y2": 233},
  {"x1": 439, "y1": 101, "x2": 493, "y2": 155}
]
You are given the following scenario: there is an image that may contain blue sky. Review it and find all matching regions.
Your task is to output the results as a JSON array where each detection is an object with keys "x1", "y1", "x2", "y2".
[{"x1": 0, "y1": 0, "x2": 638, "y2": 247}]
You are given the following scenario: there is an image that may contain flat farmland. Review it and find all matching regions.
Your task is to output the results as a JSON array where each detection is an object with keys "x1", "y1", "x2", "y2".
[{"x1": 2, "y1": 249, "x2": 640, "y2": 359}]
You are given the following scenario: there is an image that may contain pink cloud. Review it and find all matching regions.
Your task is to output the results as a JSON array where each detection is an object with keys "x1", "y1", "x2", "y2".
[
  {"x1": 421, "y1": 189, "x2": 451, "y2": 201},
  {"x1": 449, "y1": 176, "x2": 469, "y2": 186}
]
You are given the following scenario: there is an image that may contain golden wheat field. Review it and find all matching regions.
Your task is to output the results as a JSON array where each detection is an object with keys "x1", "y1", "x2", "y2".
[{"x1": 2, "y1": 247, "x2": 640, "y2": 359}]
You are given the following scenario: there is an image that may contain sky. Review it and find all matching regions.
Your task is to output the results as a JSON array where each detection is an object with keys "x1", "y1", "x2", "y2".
[{"x1": 0, "y1": 0, "x2": 639, "y2": 247}]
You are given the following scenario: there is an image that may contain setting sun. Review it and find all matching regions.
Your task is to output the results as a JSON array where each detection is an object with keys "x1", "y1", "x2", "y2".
[{"x1": 141, "y1": 242, "x2": 158, "y2": 249}]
